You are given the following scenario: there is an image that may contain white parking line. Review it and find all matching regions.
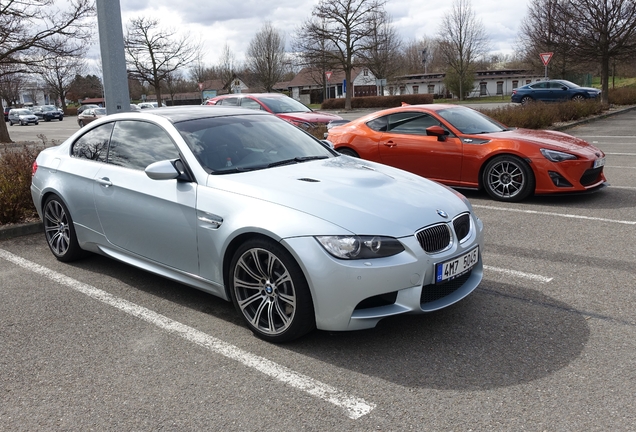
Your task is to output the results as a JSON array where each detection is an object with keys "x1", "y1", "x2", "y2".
[
  {"x1": 473, "y1": 205, "x2": 636, "y2": 225},
  {"x1": 0, "y1": 249, "x2": 375, "y2": 420},
  {"x1": 605, "y1": 152, "x2": 636, "y2": 156},
  {"x1": 606, "y1": 166, "x2": 636, "y2": 169},
  {"x1": 484, "y1": 265, "x2": 553, "y2": 283},
  {"x1": 610, "y1": 185, "x2": 636, "y2": 190}
]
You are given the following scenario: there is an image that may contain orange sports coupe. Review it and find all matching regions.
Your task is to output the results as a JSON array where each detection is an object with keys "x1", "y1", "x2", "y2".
[{"x1": 326, "y1": 104, "x2": 607, "y2": 201}]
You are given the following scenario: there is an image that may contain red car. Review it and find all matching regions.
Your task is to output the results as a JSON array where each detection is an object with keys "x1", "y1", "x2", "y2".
[
  {"x1": 205, "y1": 93, "x2": 343, "y2": 128},
  {"x1": 326, "y1": 104, "x2": 607, "y2": 201}
]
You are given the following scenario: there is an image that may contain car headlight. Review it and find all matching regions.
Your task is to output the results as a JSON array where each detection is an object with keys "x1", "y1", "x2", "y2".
[
  {"x1": 315, "y1": 235, "x2": 404, "y2": 259},
  {"x1": 540, "y1": 148, "x2": 577, "y2": 162}
]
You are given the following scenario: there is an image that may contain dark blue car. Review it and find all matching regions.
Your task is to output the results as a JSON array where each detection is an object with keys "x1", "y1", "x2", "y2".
[{"x1": 511, "y1": 80, "x2": 601, "y2": 104}]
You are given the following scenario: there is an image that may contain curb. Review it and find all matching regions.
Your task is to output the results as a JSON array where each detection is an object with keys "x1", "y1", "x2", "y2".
[
  {"x1": 0, "y1": 222, "x2": 43, "y2": 241},
  {"x1": 552, "y1": 104, "x2": 636, "y2": 131}
]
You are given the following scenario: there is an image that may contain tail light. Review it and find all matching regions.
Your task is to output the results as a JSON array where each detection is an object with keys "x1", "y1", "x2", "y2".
[{"x1": 32, "y1": 161, "x2": 38, "y2": 176}]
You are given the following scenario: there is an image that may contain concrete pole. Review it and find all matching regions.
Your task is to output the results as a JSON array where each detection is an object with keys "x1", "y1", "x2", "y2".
[{"x1": 96, "y1": 0, "x2": 130, "y2": 113}]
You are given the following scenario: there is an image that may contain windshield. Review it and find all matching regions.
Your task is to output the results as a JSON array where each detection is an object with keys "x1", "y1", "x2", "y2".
[
  {"x1": 15, "y1": 109, "x2": 32, "y2": 115},
  {"x1": 176, "y1": 114, "x2": 335, "y2": 173},
  {"x1": 42, "y1": 106, "x2": 56, "y2": 111},
  {"x1": 437, "y1": 107, "x2": 507, "y2": 135},
  {"x1": 256, "y1": 96, "x2": 312, "y2": 114}
]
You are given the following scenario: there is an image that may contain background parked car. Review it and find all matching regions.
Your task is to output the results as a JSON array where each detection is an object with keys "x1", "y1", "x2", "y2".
[
  {"x1": 77, "y1": 104, "x2": 100, "y2": 115},
  {"x1": 8, "y1": 108, "x2": 39, "y2": 126},
  {"x1": 3, "y1": 106, "x2": 11, "y2": 121},
  {"x1": 205, "y1": 93, "x2": 343, "y2": 128},
  {"x1": 138, "y1": 102, "x2": 158, "y2": 109},
  {"x1": 511, "y1": 80, "x2": 601, "y2": 104},
  {"x1": 77, "y1": 107, "x2": 107, "y2": 127},
  {"x1": 31, "y1": 105, "x2": 64, "y2": 122},
  {"x1": 326, "y1": 104, "x2": 607, "y2": 202}
]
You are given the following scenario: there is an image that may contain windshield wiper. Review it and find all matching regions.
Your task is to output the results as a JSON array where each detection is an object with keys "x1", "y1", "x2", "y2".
[
  {"x1": 268, "y1": 155, "x2": 328, "y2": 168},
  {"x1": 212, "y1": 166, "x2": 255, "y2": 174}
]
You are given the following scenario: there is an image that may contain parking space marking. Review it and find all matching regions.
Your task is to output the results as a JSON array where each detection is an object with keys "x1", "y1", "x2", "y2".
[
  {"x1": 605, "y1": 152, "x2": 636, "y2": 156},
  {"x1": 484, "y1": 265, "x2": 553, "y2": 283},
  {"x1": 0, "y1": 248, "x2": 375, "y2": 420},
  {"x1": 473, "y1": 205, "x2": 636, "y2": 225},
  {"x1": 609, "y1": 185, "x2": 636, "y2": 190},
  {"x1": 607, "y1": 166, "x2": 636, "y2": 169}
]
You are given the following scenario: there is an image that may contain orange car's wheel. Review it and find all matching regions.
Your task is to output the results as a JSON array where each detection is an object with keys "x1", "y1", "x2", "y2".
[
  {"x1": 337, "y1": 148, "x2": 359, "y2": 157},
  {"x1": 482, "y1": 155, "x2": 535, "y2": 202}
]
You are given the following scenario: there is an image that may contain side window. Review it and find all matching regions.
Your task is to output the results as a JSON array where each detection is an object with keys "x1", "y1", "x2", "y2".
[
  {"x1": 366, "y1": 116, "x2": 388, "y2": 132},
  {"x1": 220, "y1": 97, "x2": 239, "y2": 106},
  {"x1": 240, "y1": 98, "x2": 262, "y2": 110},
  {"x1": 71, "y1": 122, "x2": 114, "y2": 162},
  {"x1": 108, "y1": 121, "x2": 180, "y2": 170},
  {"x1": 531, "y1": 82, "x2": 548, "y2": 89},
  {"x1": 388, "y1": 112, "x2": 440, "y2": 134}
]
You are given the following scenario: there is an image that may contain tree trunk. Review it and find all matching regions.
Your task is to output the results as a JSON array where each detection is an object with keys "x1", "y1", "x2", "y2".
[
  {"x1": 601, "y1": 55, "x2": 610, "y2": 105},
  {"x1": 345, "y1": 68, "x2": 352, "y2": 110},
  {"x1": 0, "y1": 104, "x2": 12, "y2": 143}
]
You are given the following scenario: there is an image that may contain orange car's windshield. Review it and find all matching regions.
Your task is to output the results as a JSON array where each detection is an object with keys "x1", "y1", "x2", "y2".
[{"x1": 437, "y1": 107, "x2": 508, "y2": 135}]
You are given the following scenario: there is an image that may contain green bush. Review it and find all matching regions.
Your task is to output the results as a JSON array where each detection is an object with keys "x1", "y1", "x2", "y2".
[
  {"x1": 0, "y1": 144, "x2": 42, "y2": 225},
  {"x1": 321, "y1": 94, "x2": 434, "y2": 110},
  {"x1": 480, "y1": 100, "x2": 607, "y2": 129}
]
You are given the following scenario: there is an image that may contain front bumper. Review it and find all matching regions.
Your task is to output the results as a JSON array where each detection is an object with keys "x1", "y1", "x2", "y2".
[{"x1": 282, "y1": 215, "x2": 484, "y2": 331}]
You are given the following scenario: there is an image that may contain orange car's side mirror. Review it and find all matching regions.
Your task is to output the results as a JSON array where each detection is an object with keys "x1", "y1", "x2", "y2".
[{"x1": 426, "y1": 125, "x2": 449, "y2": 141}]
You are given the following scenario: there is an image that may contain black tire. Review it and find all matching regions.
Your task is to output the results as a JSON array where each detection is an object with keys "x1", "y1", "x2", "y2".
[
  {"x1": 338, "y1": 147, "x2": 359, "y2": 157},
  {"x1": 9, "y1": 121, "x2": 13, "y2": 126},
  {"x1": 35, "y1": 121, "x2": 38, "y2": 125},
  {"x1": 572, "y1": 94, "x2": 585, "y2": 102},
  {"x1": 482, "y1": 155, "x2": 535, "y2": 202},
  {"x1": 59, "y1": 117, "x2": 63, "y2": 121},
  {"x1": 229, "y1": 238, "x2": 315, "y2": 342},
  {"x1": 520, "y1": 96, "x2": 533, "y2": 105},
  {"x1": 78, "y1": 120, "x2": 84, "y2": 127},
  {"x1": 43, "y1": 195, "x2": 85, "y2": 262}
]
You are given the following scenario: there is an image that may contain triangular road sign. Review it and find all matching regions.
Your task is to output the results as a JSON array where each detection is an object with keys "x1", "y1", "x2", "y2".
[{"x1": 540, "y1": 52, "x2": 553, "y2": 66}]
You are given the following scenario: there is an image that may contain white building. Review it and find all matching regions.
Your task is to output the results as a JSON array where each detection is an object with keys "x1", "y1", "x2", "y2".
[{"x1": 389, "y1": 69, "x2": 545, "y2": 98}]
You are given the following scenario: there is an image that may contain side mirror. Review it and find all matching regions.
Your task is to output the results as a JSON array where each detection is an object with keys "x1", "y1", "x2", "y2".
[
  {"x1": 145, "y1": 159, "x2": 190, "y2": 181},
  {"x1": 426, "y1": 125, "x2": 449, "y2": 141},
  {"x1": 320, "y1": 139, "x2": 335, "y2": 149}
]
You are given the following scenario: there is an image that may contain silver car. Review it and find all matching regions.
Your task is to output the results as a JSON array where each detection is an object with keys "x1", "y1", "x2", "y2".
[
  {"x1": 8, "y1": 108, "x2": 39, "y2": 126},
  {"x1": 31, "y1": 106, "x2": 484, "y2": 342}
]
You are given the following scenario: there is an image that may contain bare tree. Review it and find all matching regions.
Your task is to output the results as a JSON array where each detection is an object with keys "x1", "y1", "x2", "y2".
[
  {"x1": 216, "y1": 43, "x2": 237, "y2": 91},
  {"x1": 30, "y1": 38, "x2": 87, "y2": 111},
  {"x1": 564, "y1": 0, "x2": 636, "y2": 104},
  {"x1": 358, "y1": 9, "x2": 402, "y2": 95},
  {"x1": 295, "y1": 0, "x2": 386, "y2": 109},
  {"x1": 0, "y1": 69, "x2": 25, "y2": 107},
  {"x1": 124, "y1": 16, "x2": 199, "y2": 107},
  {"x1": 437, "y1": 0, "x2": 490, "y2": 100},
  {"x1": 0, "y1": 0, "x2": 94, "y2": 142},
  {"x1": 398, "y1": 38, "x2": 440, "y2": 75},
  {"x1": 246, "y1": 22, "x2": 288, "y2": 92},
  {"x1": 518, "y1": 0, "x2": 579, "y2": 78}
]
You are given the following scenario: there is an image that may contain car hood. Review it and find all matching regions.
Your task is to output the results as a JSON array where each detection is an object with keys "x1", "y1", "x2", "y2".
[
  {"x1": 206, "y1": 156, "x2": 469, "y2": 237},
  {"x1": 479, "y1": 128, "x2": 602, "y2": 154},
  {"x1": 277, "y1": 111, "x2": 343, "y2": 124}
]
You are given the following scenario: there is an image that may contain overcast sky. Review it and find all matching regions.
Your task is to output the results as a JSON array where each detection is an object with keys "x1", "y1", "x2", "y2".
[{"x1": 106, "y1": 0, "x2": 530, "y2": 67}]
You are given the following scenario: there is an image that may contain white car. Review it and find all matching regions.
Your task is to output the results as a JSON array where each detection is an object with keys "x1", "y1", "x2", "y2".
[
  {"x1": 31, "y1": 106, "x2": 484, "y2": 342},
  {"x1": 8, "y1": 108, "x2": 39, "y2": 126},
  {"x1": 138, "y1": 102, "x2": 159, "y2": 109}
]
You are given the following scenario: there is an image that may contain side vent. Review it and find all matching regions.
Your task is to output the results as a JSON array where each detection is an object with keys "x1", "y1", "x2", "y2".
[{"x1": 298, "y1": 178, "x2": 320, "y2": 183}]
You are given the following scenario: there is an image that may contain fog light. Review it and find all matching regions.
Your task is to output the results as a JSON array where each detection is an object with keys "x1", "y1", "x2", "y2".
[{"x1": 548, "y1": 171, "x2": 573, "y2": 187}]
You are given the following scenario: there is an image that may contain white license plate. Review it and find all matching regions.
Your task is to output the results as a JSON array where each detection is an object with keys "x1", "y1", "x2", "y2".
[
  {"x1": 435, "y1": 246, "x2": 479, "y2": 283},
  {"x1": 593, "y1": 157, "x2": 605, "y2": 168}
]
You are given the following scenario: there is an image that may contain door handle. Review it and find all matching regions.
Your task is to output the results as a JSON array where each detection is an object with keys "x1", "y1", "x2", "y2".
[
  {"x1": 96, "y1": 177, "x2": 112, "y2": 187},
  {"x1": 383, "y1": 141, "x2": 397, "y2": 148}
]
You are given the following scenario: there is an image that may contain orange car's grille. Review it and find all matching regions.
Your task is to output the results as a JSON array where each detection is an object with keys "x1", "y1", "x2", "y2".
[
  {"x1": 416, "y1": 224, "x2": 451, "y2": 253},
  {"x1": 580, "y1": 167, "x2": 603, "y2": 186}
]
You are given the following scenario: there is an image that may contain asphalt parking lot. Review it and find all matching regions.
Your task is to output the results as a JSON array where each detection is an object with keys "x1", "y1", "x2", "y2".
[{"x1": 1, "y1": 108, "x2": 635, "y2": 430}]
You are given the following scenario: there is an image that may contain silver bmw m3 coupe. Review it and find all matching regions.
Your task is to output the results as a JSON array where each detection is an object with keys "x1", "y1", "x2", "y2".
[{"x1": 31, "y1": 106, "x2": 484, "y2": 342}]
